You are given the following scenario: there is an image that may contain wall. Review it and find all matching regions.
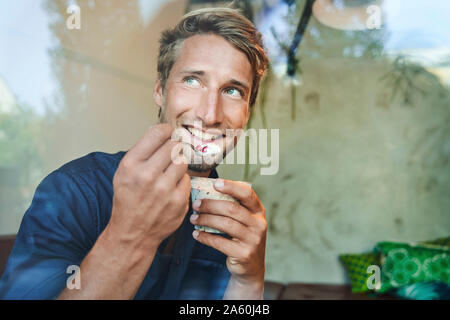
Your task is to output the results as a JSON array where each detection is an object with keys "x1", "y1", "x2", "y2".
[{"x1": 219, "y1": 56, "x2": 450, "y2": 284}]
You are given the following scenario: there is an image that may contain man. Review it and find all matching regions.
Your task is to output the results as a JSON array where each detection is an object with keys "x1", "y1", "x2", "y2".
[{"x1": 0, "y1": 7, "x2": 269, "y2": 300}]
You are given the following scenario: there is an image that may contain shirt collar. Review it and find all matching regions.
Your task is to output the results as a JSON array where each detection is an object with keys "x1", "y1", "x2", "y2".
[{"x1": 208, "y1": 168, "x2": 219, "y2": 179}]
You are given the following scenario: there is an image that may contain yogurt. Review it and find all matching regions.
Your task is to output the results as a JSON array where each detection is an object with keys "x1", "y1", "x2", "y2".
[{"x1": 194, "y1": 143, "x2": 221, "y2": 156}]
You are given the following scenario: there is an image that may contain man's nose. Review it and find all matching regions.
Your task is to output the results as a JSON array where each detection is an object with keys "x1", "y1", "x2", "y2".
[{"x1": 196, "y1": 89, "x2": 224, "y2": 126}]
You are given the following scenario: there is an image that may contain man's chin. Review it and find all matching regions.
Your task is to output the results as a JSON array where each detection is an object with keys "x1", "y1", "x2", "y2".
[
  {"x1": 187, "y1": 163, "x2": 219, "y2": 173},
  {"x1": 181, "y1": 143, "x2": 225, "y2": 173},
  {"x1": 189, "y1": 154, "x2": 223, "y2": 172}
]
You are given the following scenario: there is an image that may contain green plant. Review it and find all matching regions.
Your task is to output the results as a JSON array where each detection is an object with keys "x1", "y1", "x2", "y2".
[
  {"x1": 0, "y1": 103, "x2": 44, "y2": 187},
  {"x1": 379, "y1": 55, "x2": 442, "y2": 105}
]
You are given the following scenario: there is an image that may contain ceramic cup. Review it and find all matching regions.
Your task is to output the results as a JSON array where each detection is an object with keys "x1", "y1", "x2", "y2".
[{"x1": 190, "y1": 177, "x2": 251, "y2": 234}]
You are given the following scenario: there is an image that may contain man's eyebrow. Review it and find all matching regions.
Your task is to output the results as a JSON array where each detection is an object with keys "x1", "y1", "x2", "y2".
[
  {"x1": 180, "y1": 69, "x2": 205, "y2": 76},
  {"x1": 229, "y1": 78, "x2": 250, "y2": 93}
]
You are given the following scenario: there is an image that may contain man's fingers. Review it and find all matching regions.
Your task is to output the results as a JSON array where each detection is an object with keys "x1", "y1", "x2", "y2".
[
  {"x1": 144, "y1": 139, "x2": 181, "y2": 174},
  {"x1": 213, "y1": 179, "x2": 262, "y2": 214},
  {"x1": 127, "y1": 123, "x2": 174, "y2": 161},
  {"x1": 190, "y1": 213, "x2": 254, "y2": 242},
  {"x1": 164, "y1": 154, "x2": 188, "y2": 186},
  {"x1": 175, "y1": 173, "x2": 191, "y2": 197},
  {"x1": 194, "y1": 199, "x2": 267, "y2": 235},
  {"x1": 193, "y1": 199, "x2": 254, "y2": 228},
  {"x1": 192, "y1": 230, "x2": 243, "y2": 258}
]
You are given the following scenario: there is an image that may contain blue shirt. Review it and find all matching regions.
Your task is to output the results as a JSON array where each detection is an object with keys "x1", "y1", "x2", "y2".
[{"x1": 0, "y1": 151, "x2": 231, "y2": 299}]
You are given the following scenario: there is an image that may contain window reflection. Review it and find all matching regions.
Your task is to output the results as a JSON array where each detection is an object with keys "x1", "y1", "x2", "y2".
[{"x1": 0, "y1": 0, "x2": 449, "y2": 287}]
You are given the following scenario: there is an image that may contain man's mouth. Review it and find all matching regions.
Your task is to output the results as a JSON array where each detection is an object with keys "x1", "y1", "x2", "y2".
[
  {"x1": 182, "y1": 125, "x2": 224, "y2": 142},
  {"x1": 180, "y1": 125, "x2": 225, "y2": 155}
]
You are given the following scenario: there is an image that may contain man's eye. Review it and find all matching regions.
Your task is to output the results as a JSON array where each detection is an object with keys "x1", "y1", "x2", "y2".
[
  {"x1": 225, "y1": 88, "x2": 243, "y2": 98},
  {"x1": 184, "y1": 77, "x2": 200, "y2": 87}
]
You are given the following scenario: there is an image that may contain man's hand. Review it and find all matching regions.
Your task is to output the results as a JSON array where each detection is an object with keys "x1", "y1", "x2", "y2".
[
  {"x1": 109, "y1": 123, "x2": 191, "y2": 249},
  {"x1": 58, "y1": 124, "x2": 190, "y2": 299},
  {"x1": 189, "y1": 179, "x2": 267, "y2": 299}
]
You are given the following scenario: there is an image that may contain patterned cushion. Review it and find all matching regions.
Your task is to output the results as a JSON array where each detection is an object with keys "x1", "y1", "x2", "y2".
[
  {"x1": 339, "y1": 237, "x2": 450, "y2": 294},
  {"x1": 375, "y1": 241, "x2": 450, "y2": 293},
  {"x1": 339, "y1": 252, "x2": 380, "y2": 293}
]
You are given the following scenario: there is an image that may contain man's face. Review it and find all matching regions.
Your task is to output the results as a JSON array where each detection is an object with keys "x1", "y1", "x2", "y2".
[{"x1": 154, "y1": 34, "x2": 253, "y2": 172}]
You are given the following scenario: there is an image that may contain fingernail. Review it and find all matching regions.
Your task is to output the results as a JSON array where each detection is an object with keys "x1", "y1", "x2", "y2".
[
  {"x1": 193, "y1": 199, "x2": 201, "y2": 209},
  {"x1": 193, "y1": 230, "x2": 199, "y2": 239},
  {"x1": 190, "y1": 214, "x2": 198, "y2": 221},
  {"x1": 214, "y1": 179, "x2": 224, "y2": 189},
  {"x1": 178, "y1": 155, "x2": 188, "y2": 164}
]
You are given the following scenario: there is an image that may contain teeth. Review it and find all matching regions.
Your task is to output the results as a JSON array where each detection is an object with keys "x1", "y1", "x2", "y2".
[{"x1": 187, "y1": 127, "x2": 220, "y2": 141}]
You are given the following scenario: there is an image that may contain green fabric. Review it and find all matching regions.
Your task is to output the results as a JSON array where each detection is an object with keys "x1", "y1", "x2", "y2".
[
  {"x1": 375, "y1": 241, "x2": 450, "y2": 293},
  {"x1": 339, "y1": 253, "x2": 380, "y2": 293},
  {"x1": 339, "y1": 236, "x2": 450, "y2": 294},
  {"x1": 421, "y1": 236, "x2": 450, "y2": 247}
]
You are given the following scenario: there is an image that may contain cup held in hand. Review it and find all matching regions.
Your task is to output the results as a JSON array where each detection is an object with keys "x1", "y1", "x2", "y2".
[{"x1": 190, "y1": 177, "x2": 251, "y2": 234}]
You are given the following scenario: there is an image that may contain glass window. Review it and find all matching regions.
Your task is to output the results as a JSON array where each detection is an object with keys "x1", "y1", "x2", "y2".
[{"x1": 1, "y1": 0, "x2": 449, "y2": 288}]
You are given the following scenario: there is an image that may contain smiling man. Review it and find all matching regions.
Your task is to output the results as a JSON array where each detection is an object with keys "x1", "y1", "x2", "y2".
[{"x1": 0, "y1": 8, "x2": 269, "y2": 300}]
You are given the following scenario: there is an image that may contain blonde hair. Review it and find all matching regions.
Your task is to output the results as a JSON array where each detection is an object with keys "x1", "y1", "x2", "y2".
[{"x1": 157, "y1": 7, "x2": 268, "y2": 107}]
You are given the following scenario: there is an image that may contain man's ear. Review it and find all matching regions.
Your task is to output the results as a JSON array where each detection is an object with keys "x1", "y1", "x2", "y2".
[{"x1": 153, "y1": 76, "x2": 164, "y2": 108}]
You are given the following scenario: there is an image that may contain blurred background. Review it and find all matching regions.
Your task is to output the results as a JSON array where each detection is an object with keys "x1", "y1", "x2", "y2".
[{"x1": 0, "y1": 0, "x2": 449, "y2": 287}]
